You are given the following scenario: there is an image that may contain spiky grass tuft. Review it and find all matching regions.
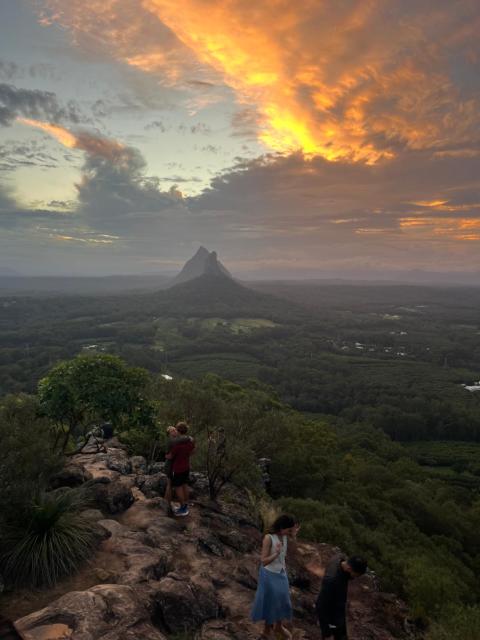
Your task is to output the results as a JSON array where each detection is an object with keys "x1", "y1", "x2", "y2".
[{"x1": 1, "y1": 488, "x2": 99, "y2": 588}]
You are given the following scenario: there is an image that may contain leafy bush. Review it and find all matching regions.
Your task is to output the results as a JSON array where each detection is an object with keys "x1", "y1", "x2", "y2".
[
  {"x1": 120, "y1": 424, "x2": 165, "y2": 462},
  {"x1": 1, "y1": 488, "x2": 99, "y2": 588},
  {"x1": 426, "y1": 606, "x2": 480, "y2": 640}
]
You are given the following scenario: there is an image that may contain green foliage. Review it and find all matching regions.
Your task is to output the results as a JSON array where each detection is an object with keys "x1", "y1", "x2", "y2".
[
  {"x1": 0, "y1": 394, "x2": 61, "y2": 517},
  {"x1": 0, "y1": 488, "x2": 99, "y2": 588},
  {"x1": 274, "y1": 423, "x2": 480, "y2": 616},
  {"x1": 1, "y1": 343, "x2": 480, "y2": 625},
  {"x1": 38, "y1": 353, "x2": 153, "y2": 450},
  {"x1": 120, "y1": 423, "x2": 165, "y2": 462},
  {"x1": 151, "y1": 374, "x2": 278, "y2": 498},
  {"x1": 426, "y1": 606, "x2": 480, "y2": 640},
  {"x1": 4, "y1": 282, "x2": 480, "y2": 442},
  {"x1": 404, "y1": 555, "x2": 471, "y2": 621},
  {"x1": 194, "y1": 427, "x2": 262, "y2": 499}
]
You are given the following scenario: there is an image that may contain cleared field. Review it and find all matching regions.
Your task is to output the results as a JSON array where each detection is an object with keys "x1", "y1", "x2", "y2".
[
  {"x1": 200, "y1": 317, "x2": 277, "y2": 333},
  {"x1": 171, "y1": 351, "x2": 261, "y2": 381}
]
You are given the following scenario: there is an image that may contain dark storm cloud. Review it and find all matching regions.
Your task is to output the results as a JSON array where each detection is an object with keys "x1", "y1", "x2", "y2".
[
  {"x1": 0, "y1": 185, "x2": 69, "y2": 229},
  {"x1": 72, "y1": 132, "x2": 184, "y2": 233},
  {"x1": 189, "y1": 150, "x2": 480, "y2": 270},
  {"x1": 0, "y1": 83, "x2": 82, "y2": 127}
]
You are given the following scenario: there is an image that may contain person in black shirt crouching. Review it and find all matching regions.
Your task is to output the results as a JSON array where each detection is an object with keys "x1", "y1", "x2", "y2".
[{"x1": 316, "y1": 555, "x2": 367, "y2": 640}]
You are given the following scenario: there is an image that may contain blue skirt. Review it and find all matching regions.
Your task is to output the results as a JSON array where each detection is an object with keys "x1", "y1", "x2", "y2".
[{"x1": 251, "y1": 566, "x2": 292, "y2": 625}]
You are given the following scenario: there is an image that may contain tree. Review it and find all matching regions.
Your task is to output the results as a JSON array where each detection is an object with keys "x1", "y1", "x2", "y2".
[
  {"x1": 0, "y1": 394, "x2": 61, "y2": 518},
  {"x1": 195, "y1": 426, "x2": 261, "y2": 500},
  {"x1": 38, "y1": 354, "x2": 153, "y2": 451}
]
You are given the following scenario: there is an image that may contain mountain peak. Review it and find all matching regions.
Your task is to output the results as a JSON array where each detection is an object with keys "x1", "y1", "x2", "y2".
[{"x1": 170, "y1": 247, "x2": 232, "y2": 286}]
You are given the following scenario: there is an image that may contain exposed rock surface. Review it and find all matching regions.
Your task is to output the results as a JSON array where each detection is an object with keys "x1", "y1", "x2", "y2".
[
  {"x1": 170, "y1": 246, "x2": 232, "y2": 287},
  {"x1": 13, "y1": 443, "x2": 414, "y2": 640}
]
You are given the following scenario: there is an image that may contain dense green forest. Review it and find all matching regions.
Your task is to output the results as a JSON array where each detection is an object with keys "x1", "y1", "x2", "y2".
[
  {"x1": 2, "y1": 277, "x2": 480, "y2": 637},
  {"x1": 2, "y1": 278, "x2": 480, "y2": 441},
  {"x1": 1, "y1": 354, "x2": 479, "y2": 639}
]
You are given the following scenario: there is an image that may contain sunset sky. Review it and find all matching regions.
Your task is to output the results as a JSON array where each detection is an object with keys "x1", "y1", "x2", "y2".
[{"x1": 1, "y1": 0, "x2": 480, "y2": 277}]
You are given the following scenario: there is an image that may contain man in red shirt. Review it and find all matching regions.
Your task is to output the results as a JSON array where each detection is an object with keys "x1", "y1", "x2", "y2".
[{"x1": 166, "y1": 421, "x2": 195, "y2": 517}]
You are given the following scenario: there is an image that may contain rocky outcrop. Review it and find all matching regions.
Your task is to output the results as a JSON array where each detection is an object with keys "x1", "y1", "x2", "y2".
[
  {"x1": 11, "y1": 443, "x2": 414, "y2": 640},
  {"x1": 170, "y1": 247, "x2": 232, "y2": 287},
  {"x1": 16, "y1": 585, "x2": 167, "y2": 640}
]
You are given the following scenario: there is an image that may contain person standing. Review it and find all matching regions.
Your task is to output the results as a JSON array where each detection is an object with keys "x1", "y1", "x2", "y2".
[
  {"x1": 316, "y1": 555, "x2": 367, "y2": 640},
  {"x1": 251, "y1": 514, "x2": 300, "y2": 639},
  {"x1": 164, "y1": 425, "x2": 192, "y2": 516},
  {"x1": 166, "y1": 421, "x2": 194, "y2": 517}
]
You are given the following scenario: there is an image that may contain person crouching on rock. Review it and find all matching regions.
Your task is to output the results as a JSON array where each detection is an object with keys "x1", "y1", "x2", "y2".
[
  {"x1": 251, "y1": 514, "x2": 300, "y2": 639},
  {"x1": 165, "y1": 421, "x2": 195, "y2": 517},
  {"x1": 315, "y1": 555, "x2": 367, "y2": 640}
]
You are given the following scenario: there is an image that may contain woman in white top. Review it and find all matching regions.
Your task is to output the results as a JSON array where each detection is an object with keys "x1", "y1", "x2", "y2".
[{"x1": 251, "y1": 514, "x2": 300, "y2": 639}]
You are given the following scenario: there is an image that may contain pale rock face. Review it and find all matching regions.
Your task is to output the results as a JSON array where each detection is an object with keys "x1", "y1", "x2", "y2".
[
  {"x1": 16, "y1": 585, "x2": 167, "y2": 640},
  {"x1": 13, "y1": 443, "x2": 413, "y2": 640}
]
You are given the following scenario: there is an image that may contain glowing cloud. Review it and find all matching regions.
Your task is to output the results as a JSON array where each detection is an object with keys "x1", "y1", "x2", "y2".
[
  {"x1": 17, "y1": 117, "x2": 77, "y2": 148},
  {"x1": 17, "y1": 117, "x2": 127, "y2": 162},
  {"x1": 39, "y1": 0, "x2": 480, "y2": 163}
]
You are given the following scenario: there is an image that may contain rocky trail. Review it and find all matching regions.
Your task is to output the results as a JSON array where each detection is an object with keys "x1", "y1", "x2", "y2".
[{"x1": 4, "y1": 440, "x2": 414, "y2": 640}]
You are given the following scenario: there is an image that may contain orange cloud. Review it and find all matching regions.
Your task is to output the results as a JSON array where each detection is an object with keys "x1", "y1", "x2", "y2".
[
  {"x1": 17, "y1": 117, "x2": 127, "y2": 161},
  {"x1": 17, "y1": 118, "x2": 77, "y2": 148},
  {"x1": 39, "y1": 0, "x2": 480, "y2": 163},
  {"x1": 400, "y1": 216, "x2": 480, "y2": 241}
]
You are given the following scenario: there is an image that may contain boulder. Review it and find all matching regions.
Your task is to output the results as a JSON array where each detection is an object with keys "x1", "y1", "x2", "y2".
[
  {"x1": 197, "y1": 534, "x2": 227, "y2": 558},
  {"x1": 217, "y1": 529, "x2": 257, "y2": 553},
  {"x1": 153, "y1": 576, "x2": 222, "y2": 633},
  {"x1": 139, "y1": 473, "x2": 168, "y2": 498},
  {"x1": 50, "y1": 464, "x2": 92, "y2": 489},
  {"x1": 16, "y1": 584, "x2": 166, "y2": 640},
  {"x1": 233, "y1": 564, "x2": 258, "y2": 590},
  {"x1": 190, "y1": 472, "x2": 209, "y2": 493},
  {"x1": 130, "y1": 456, "x2": 147, "y2": 474},
  {"x1": 106, "y1": 451, "x2": 132, "y2": 475},
  {"x1": 92, "y1": 481, "x2": 134, "y2": 514},
  {"x1": 148, "y1": 462, "x2": 165, "y2": 475}
]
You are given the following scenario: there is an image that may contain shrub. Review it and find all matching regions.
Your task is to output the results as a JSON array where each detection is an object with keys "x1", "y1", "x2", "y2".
[
  {"x1": 426, "y1": 605, "x2": 480, "y2": 640},
  {"x1": 1, "y1": 488, "x2": 99, "y2": 588}
]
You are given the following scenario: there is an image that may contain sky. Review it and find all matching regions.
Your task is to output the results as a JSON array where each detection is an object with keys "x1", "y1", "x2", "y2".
[{"x1": 1, "y1": 0, "x2": 480, "y2": 278}]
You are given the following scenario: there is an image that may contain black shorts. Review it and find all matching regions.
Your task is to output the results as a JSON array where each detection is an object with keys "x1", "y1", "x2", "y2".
[{"x1": 171, "y1": 470, "x2": 190, "y2": 487}]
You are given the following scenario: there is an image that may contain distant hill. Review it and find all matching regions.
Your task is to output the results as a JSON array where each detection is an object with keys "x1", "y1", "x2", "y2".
[
  {"x1": 169, "y1": 247, "x2": 232, "y2": 286},
  {"x1": 0, "y1": 267, "x2": 21, "y2": 276},
  {"x1": 0, "y1": 275, "x2": 171, "y2": 296},
  {"x1": 158, "y1": 271, "x2": 305, "y2": 321}
]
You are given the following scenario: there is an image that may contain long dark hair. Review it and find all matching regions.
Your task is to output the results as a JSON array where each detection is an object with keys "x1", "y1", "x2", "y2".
[{"x1": 269, "y1": 514, "x2": 297, "y2": 533}]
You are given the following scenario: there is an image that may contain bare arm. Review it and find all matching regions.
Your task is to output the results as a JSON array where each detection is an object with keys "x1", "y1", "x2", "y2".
[{"x1": 261, "y1": 535, "x2": 282, "y2": 567}]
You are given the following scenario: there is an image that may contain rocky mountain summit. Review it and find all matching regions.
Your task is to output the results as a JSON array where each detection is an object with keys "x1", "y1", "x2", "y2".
[
  {"x1": 170, "y1": 247, "x2": 232, "y2": 287},
  {"x1": 11, "y1": 440, "x2": 414, "y2": 640}
]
